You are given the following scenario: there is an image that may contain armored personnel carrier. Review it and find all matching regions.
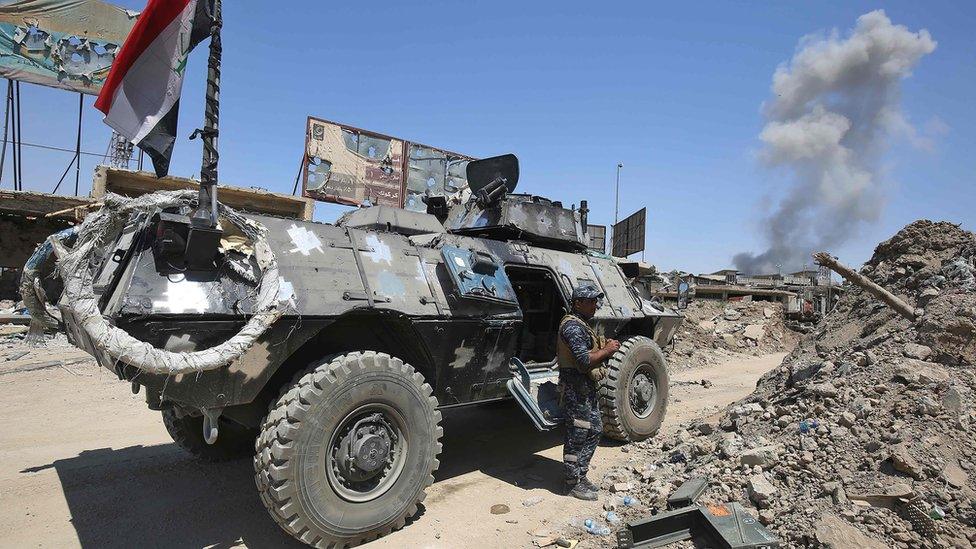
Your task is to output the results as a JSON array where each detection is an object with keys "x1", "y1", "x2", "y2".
[{"x1": 52, "y1": 154, "x2": 682, "y2": 547}]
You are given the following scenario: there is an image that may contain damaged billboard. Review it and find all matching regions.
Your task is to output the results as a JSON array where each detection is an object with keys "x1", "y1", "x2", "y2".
[
  {"x1": 0, "y1": 0, "x2": 139, "y2": 95},
  {"x1": 303, "y1": 116, "x2": 476, "y2": 212}
]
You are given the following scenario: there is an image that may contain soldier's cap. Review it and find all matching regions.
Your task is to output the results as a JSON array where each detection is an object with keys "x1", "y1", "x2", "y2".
[{"x1": 572, "y1": 284, "x2": 604, "y2": 301}]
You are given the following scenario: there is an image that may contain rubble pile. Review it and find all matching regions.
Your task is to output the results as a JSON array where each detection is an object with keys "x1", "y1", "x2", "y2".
[
  {"x1": 665, "y1": 300, "x2": 799, "y2": 369},
  {"x1": 604, "y1": 221, "x2": 976, "y2": 548}
]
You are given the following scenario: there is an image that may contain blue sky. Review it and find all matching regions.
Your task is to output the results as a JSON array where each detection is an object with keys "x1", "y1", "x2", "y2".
[{"x1": 7, "y1": 1, "x2": 975, "y2": 274}]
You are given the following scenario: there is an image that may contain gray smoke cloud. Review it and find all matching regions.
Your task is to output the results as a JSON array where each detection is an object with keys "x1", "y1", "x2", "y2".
[{"x1": 733, "y1": 10, "x2": 937, "y2": 274}]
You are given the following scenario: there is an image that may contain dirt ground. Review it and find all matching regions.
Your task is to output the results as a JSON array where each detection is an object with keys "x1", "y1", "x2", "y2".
[{"x1": 0, "y1": 341, "x2": 785, "y2": 549}]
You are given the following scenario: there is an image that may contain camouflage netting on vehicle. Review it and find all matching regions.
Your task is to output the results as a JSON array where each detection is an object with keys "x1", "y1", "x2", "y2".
[{"x1": 49, "y1": 190, "x2": 283, "y2": 375}]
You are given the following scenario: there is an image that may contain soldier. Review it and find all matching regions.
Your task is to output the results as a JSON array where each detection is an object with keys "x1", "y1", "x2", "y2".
[{"x1": 557, "y1": 284, "x2": 620, "y2": 500}]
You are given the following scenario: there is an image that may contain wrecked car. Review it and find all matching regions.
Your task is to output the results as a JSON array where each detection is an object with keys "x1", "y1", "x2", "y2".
[{"x1": 46, "y1": 154, "x2": 682, "y2": 547}]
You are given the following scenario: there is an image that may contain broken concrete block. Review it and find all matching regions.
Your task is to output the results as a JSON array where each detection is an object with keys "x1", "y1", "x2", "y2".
[
  {"x1": 903, "y1": 342, "x2": 933, "y2": 360},
  {"x1": 839, "y1": 411, "x2": 857, "y2": 427},
  {"x1": 747, "y1": 475, "x2": 777, "y2": 507},
  {"x1": 763, "y1": 307, "x2": 774, "y2": 319},
  {"x1": 611, "y1": 482, "x2": 632, "y2": 493},
  {"x1": 893, "y1": 360, "x2": 949, "y2": 385},
  {"x1": 889, "y1": 443, "x2": 924, "y2": 479},
  {"x1": 809, "y1": 382, "x2": 838, "y2": 398},
  {"x1": 740, "y1": 445, "x2": 781, "y2": 467},
  {"x1": 943, "y1": 387, "x2": 963, "y2": 414},
  {"x1": 814, "y1": 513, "x2": 888, "y2": 549},
  {"x1": 743, "y1": 324, "x2": 765, "y2": 341}
]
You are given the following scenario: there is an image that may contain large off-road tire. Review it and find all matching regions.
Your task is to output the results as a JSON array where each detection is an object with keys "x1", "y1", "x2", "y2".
[
  {"x1": 254, "y1": 351, "x2": 442, "y2": 548},
  {"x1": 599, "y1": 336, "x2": 670, "y2": 442},
  {"x1": 161, "y1": 408, "x2": 257, "y2": 462}
]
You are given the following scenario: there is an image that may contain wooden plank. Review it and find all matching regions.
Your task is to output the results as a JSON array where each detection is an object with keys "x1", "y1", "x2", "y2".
[
  {"x1": 0, "y1": 190, "x2": 95, "y2": 219},
  {"x1": 92, "y1": 166, "x2": 314, "y2": 221}
]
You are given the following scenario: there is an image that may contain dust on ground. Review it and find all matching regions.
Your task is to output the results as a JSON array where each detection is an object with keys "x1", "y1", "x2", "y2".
[{"x1": 0, "y1": 327, "x2": 788, "y2": 548}]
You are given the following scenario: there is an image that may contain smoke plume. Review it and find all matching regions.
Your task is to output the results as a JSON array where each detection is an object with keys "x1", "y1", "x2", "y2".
[{"x1": 733, "y1": 10, "x2": 936, "y2": 274}]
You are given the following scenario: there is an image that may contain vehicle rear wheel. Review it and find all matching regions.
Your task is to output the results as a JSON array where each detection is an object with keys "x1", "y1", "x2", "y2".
[
  {"x1": 598, "y1": 336, "x2": 670, "y2": 442},
  {"x1": 254, "y1": 351, "x2": 442, "y2": 548},
  {"x1": 161, "y1": 408, "x2": 257, "y2": 462}
]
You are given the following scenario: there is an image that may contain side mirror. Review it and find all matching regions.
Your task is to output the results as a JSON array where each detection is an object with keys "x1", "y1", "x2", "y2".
[{"x1": 676, "y1": 280, "x2": 691, "y2": 310}]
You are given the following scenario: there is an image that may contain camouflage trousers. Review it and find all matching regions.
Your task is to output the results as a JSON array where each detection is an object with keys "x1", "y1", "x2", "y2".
[{"x1": 560, "y1": 370, "x2": 603, "y2": 484}]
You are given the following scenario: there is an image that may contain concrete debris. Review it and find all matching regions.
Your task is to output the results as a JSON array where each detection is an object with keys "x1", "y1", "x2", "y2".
[
  {"x1": 665, "y1": 300, "x2": 798, "y2": 370},
  {"x1": 604, "y1": 221, "x2": 976, "y2": 548}
]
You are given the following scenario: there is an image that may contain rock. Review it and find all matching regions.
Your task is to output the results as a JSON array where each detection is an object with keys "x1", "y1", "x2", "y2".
[
  {"x1": 723, "y1": 309, "x2": 742, "y2": 321},
  {"x1": 490, "y1": 504, "x2": 510, "y2": 514},
  {"x1": 810, "y1": 382, "x2": 838, "y2": 398},
  {"x1": 522, "y1": 495, "x2": 544, "y2": 507},
  {"x1": 743, "y1": 324, "x2": 765, "y2": 342},
  {"x1": 814, "y1": 513, "x2": 888, "y2": 549},
  {"x1": 730, "y1": 403, "x2": 763, "y2": 417},
  {"x1": 893, "y1": 360, "x2": 950, "y2": 385},
  {"x1": 839, "y1": 411, "x2": 857, "y2": 427},
  {"x1": 889, "y1": 444, "x2": 924, "y2": 479},
  {"x1": 943, "y1": 387, "x2": 964, "y2": 414},
  {"x1": 611, "y1": 482, "x2": 632, "y2": 493},
  {"x1": 740, "y1": 445, "x2": 780, "y2": 467},
  {"x1": 917, "y1": 396, "x2": 941, "y2": 416},
  {"x1": 942, "y1": 463, "x2": 968, "y2": 489},
  {"x1": 790, "y1": 361, "x2": 823, "y2": 384},
  {"x1": 822, "y1": 481, "x2": 848, "y2": 504},
  {"x1": 903, "y1": 343, "x2": 933, "y2": 360},
  {"x1": 698, "y1": 320, "x2": 716, "y2": 331},
  {"x1": 763, "y1": 307, "x2": 774, "y2": 319},
  {"x1": 747, "y1": 475, "x2": 777, "y2": 507},
  {"x1": 696, "y1": 421, "x2": 715, "y2": 435},
  {"x1": 721, "y1": 334, "x2": 738, "y2": 347}
]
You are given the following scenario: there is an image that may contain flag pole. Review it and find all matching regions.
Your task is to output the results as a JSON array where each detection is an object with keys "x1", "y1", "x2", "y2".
[
  {"x1": 184, "y1": 0, "x2": 223, "y2": 269},
  {"x1": 191, "y1": 0, "x2": 221, "y2": 230}
]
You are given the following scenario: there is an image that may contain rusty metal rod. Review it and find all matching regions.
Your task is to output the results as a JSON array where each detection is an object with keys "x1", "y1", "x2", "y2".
[{"x1": 813, "y1": 252, "x2": 916, "y2": 321}]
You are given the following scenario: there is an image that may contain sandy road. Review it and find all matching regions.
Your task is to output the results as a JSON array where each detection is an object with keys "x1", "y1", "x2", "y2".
[{"x1": 0, "y1": 345, "x2": 784, "y2": 549}]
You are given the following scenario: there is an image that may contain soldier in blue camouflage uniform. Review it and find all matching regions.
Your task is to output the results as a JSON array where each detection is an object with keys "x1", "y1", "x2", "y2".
[{"x1": 557, "y1": 284, "x2": 620, "y2": 500}]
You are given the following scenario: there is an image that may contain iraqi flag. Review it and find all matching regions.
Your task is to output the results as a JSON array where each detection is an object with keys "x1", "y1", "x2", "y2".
[{"x1": 95, "y1": 0, "x2": 213, "y2": 178}]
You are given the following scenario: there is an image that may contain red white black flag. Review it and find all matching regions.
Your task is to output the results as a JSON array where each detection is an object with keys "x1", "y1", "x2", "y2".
[{"x1": 95, "y1": 0, "x2": 213, "y2": 178}]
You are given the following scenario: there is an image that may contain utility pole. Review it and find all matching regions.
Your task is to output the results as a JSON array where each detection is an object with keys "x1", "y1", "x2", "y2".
[{"x1": 613, "y1": 162, "x2": 622, "y2": 255}]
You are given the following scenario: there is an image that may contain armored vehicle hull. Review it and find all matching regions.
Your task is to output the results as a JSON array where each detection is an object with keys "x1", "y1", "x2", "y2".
[{"x1": 49, "y1": 156, "x2": 682, "y2": 547}]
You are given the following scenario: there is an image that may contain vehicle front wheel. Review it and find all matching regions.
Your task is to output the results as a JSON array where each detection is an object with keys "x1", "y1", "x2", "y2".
[
  {"x1": 254, "y1": 351, "x2": 442, "y2": 548},
  {"x1": 598, "y1": 336, "x2": 670, "y2": 442}
]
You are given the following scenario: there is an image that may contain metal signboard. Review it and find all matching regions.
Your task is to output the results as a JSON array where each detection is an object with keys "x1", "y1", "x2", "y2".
[
  {"x1": 586, "y1": 224, "x2": 606, "y2": 253},
  {"x1": 0, "y1": 0, "x2": 138, "y2": 94},
  {"x1": 304, "y1": 117, "x2": 476, "y2": 212},
  {"x1": 611, "y1": 207, "x2": 645, "y2": 258}
]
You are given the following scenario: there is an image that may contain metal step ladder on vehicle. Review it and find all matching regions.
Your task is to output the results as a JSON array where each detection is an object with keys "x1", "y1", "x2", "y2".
[{"x1": 506, "y1": 357, "x2": 563, "y2": 431}]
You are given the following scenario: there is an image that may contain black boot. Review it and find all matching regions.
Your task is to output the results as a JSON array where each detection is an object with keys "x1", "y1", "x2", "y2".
[
  {"x1": 566, "y1": 479, "x2": 598, "y2": 501},
  {"x1": 578, "y1": 476, "x2": 600, "y2": 494}
]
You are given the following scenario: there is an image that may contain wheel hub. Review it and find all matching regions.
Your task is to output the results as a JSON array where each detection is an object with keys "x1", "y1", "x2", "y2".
[
  {"x1": 352, "y1": 432, "x2": 390, "y2": 472},
  {"x1": 328, "y1": 406, "x2": 406, "y2": 502},
  {"x1": 629, "y1": 368, "x2": 657, "y2": 419}
]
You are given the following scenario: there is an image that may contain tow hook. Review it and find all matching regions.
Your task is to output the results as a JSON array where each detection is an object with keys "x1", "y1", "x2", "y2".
[{"x1": 202, "y1": 408, "x2": 221, "y2": 445}]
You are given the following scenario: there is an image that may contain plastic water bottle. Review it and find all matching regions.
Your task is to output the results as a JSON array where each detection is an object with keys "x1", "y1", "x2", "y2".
[
  {"x1": 583, "y1": 518, "x2": 594, "y2": 529},
  {"x1": 586, "y1": 524, "x2": 612, "y2": 536},
  {"x1": 605, "y1": 511, "x2": 621, "y2": 525},
  {"x1": 623, "y1": 495, "x2": 639, "y2": 507}
]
